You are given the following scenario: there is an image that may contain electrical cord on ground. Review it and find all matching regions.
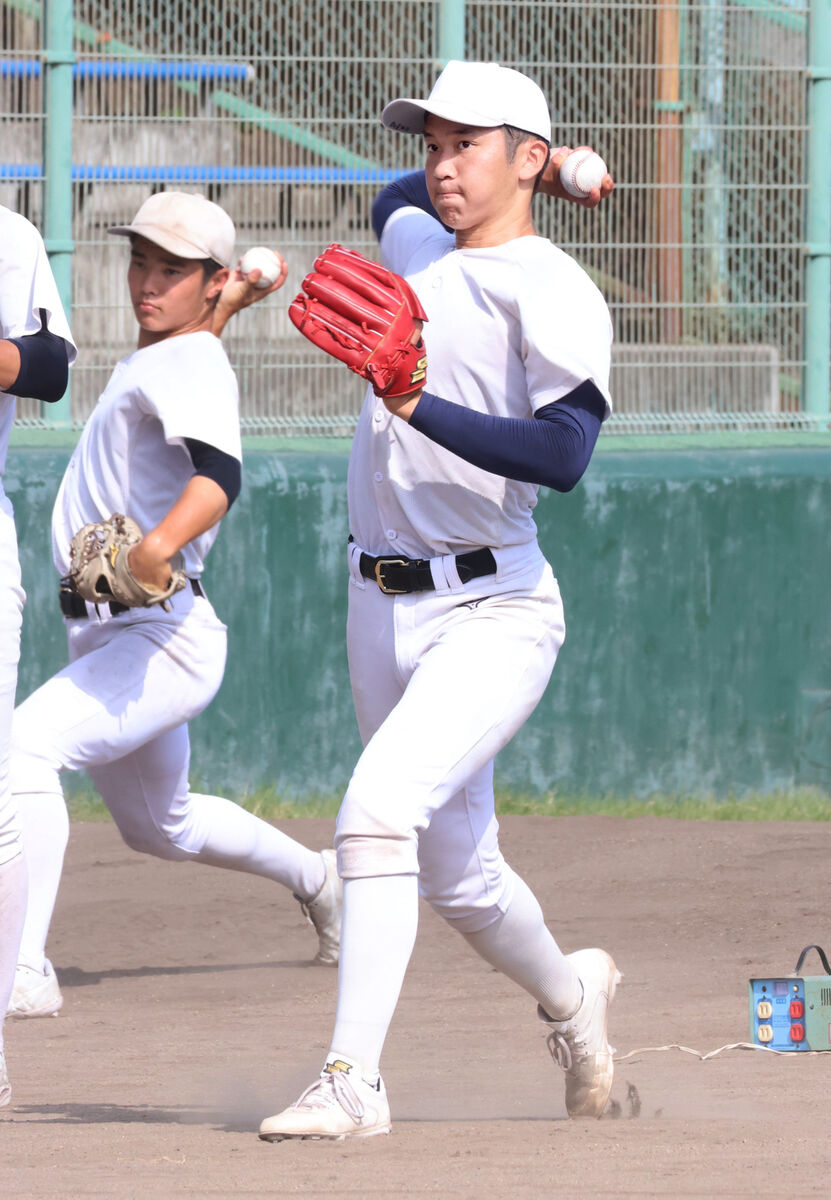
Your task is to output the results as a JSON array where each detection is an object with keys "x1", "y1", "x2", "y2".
[{"x1": 615, "y1": 1041, "x2": 827, "y2": 1061}]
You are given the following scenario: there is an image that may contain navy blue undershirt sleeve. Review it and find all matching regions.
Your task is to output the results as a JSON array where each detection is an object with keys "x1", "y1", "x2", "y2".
[
  {"x1": 184, "y1": 438, "x2": 242, "y2": 510},
  {"x1": 372, "y1": 170, "x2": 450, "y2": 240},
  {"x1": 407, "y1": 379, "x2": 607, "y2": 492},
  {"x1": 5, "y1": 309, "x2": 70, "y2": 403}
]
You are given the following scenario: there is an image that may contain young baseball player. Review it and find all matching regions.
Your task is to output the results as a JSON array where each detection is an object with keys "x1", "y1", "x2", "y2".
[
  {"x1": 259, "y1": 61, "x2": 617, "y2": 1140},
  {"x1": 0, "y1": 207, "x2": 76, "y2": 1103},
  {"x1": 6, "y1": 192, "x2": 341, "y2": 1025}
]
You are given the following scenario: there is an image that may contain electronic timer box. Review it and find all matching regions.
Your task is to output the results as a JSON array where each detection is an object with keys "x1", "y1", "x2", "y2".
[{"x1": 749, "y1": 945, "x2": 831, "y2": 1051}]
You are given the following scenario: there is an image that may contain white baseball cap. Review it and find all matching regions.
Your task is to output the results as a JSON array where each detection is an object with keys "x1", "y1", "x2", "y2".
[
  {"x1": 382, "y1": 60, "x2": 551, "y2": 142},
  {"x1": 108, "y1": 191, "x2": 236, "y2": 268}
]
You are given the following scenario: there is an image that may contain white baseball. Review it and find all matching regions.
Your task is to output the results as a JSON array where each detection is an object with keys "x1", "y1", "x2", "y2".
[
  {"x1": 239, "y1": 246, "x2": 283, "y2": 288},
  {"x1": 559, "y1": 149, "x2": 608, "y2": 199}
]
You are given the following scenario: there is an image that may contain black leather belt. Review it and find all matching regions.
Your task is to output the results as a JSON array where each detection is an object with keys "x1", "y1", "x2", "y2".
[
  {"x1": 357, "y1": 547, "x2": 497, "y2": 595},
  {"x1": 59, "y1": 578, "x2": 204, "y2": 618}
]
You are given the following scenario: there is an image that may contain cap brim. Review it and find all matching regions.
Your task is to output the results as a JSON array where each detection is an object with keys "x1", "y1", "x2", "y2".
[
  {"x1": 382, "y1": 97, "x2": 504, "y2": 135},
  {"x1": 107, "y1": 222, "x2": 222, "y2": 263}
]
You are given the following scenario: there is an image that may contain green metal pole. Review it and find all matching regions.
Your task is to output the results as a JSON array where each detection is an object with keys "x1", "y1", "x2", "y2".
[
  {"x1": 805, "y1": 1, "x2": 831, "y2": 422},
  {"x1": 42, "y1": 0, "x2": 74, "y2": 425},
  {"x1": 438, "y1": 0, "x2": 465, "y2": 66}
]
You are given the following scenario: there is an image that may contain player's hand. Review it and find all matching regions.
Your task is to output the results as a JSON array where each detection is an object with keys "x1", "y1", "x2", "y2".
[
  {"x1": 381, "y1": 319, "x2": 424, "y2": 420},
  {"x1": 538, "y1": 145, "x2": 615, "y2": 209},
  {"x1": 212, "y1": 251, "x2": 288, "y2": 337},
  {"x1": 127, "y1": 537, "x2": 178, "y2": 592}
]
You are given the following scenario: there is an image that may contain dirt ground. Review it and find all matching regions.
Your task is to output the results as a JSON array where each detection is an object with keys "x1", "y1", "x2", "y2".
[{"x1": 3, "y1": 815, "x2": 831, "y2": 1199}]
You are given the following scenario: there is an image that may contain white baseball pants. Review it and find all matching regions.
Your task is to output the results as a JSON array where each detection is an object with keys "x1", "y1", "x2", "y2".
[
  {"x1": 336, "y1": 542, "x2": 565, "y2": 933},
  {"x1": 0, "y1": 492, "x2": 27, "y2": 1048},
  {"x1": 11, "y1": 592, "x2": 325, "y2": 971},
  {"x1": 12, "y1": 594, "x2": 229, "y2": 855},
  {"x1": 0, "y1": 494, "x2": 24, "y2": 868}
]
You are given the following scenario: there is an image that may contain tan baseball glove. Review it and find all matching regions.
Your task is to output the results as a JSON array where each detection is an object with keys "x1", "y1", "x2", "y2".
[{"x1": 67, "y1": 513, "x2": 187, "y2": 609}]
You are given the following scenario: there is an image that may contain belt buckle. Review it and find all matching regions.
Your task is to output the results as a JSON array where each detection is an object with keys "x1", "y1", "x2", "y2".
[{"x1": 374, "y1": 557, "x2": 409, "y2": 595}]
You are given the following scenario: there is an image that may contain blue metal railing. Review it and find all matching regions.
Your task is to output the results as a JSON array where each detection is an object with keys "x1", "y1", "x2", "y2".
[
  {"x1": 0, "y1": 164, "x2": 405, "y2": 184},
  {"x1": 0, "y1": 58, "x2": 254, "y2": 81}
]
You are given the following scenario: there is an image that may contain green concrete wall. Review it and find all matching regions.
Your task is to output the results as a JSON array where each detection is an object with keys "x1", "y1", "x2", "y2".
[{"x1": 5, "y1": 440, "x2": 831, "y2": 800}]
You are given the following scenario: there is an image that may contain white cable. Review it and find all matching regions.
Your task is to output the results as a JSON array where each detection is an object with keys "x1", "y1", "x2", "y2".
[{"x1": 615, "y1": 1041, "x2": 825, "y2": 1062}]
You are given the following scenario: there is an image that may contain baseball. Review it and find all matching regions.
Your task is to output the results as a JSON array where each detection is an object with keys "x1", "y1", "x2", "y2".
[
  {"x1": 239, "y1": 246, "x2": 283, "y2": 288},
  {"x1": 559, "y1": 149, "x2": 608, "y2": 199}
]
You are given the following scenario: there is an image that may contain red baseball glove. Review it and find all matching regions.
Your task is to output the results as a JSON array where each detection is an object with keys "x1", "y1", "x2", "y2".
[{"x1": 288, "y1": 244, "x2": 428, "y2": 398}]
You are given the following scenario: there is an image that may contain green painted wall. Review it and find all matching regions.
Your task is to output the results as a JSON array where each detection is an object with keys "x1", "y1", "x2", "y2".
[{"x1": 5, "y1": 441, "x2": 831, "y2": 800}]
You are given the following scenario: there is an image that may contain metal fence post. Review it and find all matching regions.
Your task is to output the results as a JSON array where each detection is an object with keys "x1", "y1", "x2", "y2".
[
  {"x1": 805, "y1": 1, "x2": 831, "y2": 423},
  {"x1": 42, "y1": 0, "x2": 74, "y2": 424},
  {"x1": 439, "y1": 0, "x2": 465, "y2": 66}
]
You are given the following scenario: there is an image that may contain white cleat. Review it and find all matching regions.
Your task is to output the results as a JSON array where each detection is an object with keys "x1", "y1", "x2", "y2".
[
  {"x1": 295, "y1": 849, "x2": 342, "y2": 966},
  {"x1": 259, "y1": 1056, "x2": 391, "y2": 1142},
  {"x1": 7, "y1": 959, "x2": 63, "y2": 1019},
  {"x1": 0, "y1": 1050, "x2": 10, "y2": 1107},
  {"x1": 539, "y1": 947, "x2": 621, "y2": 1118}
]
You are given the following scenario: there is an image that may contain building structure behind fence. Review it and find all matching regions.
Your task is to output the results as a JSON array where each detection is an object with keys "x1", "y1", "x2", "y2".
[{"x1": 2, "y1": 0, "x2": 828, "y2": 436}]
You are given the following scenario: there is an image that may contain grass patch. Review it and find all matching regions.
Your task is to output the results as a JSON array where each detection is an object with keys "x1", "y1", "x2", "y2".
[
  {"x1": 65, "y1": 783, "x2": 831, "y2": 823},
  {"x1": 494, "y1": 787, "x2": 831, "y2": 820}
]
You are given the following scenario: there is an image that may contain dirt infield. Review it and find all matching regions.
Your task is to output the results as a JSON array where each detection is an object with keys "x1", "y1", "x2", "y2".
[{"x1": 3, "y1": 815, "x2": 830, "y2": 1198}]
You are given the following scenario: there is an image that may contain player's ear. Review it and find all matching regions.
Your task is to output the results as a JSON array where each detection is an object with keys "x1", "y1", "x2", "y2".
[
  {"x1": 518, "y1": 138, "x2": 550, "y2": 182},
  {"x1": 206, "y1": 267, "x2": 230, "y2": 301}
]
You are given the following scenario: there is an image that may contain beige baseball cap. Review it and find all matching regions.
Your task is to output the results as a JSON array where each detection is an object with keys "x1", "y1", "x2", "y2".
[
  {"x1": 108, "y1": 191, "x2": 236, "y2": 268},
  {"x1": 382, "y1": 60, "x2": 551, "y2": 142}
]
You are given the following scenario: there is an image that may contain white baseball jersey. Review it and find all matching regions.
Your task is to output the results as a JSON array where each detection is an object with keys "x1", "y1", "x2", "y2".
[
  {"x1": 0, "y1": 208, "x2": 75, "y2": 869},
  {"x1": 0, "y1": 206, "x2": 77, "y2": 476},
  {"x1": 52, "y1": 330, "x2": 241, "y2": 579},
  {"x1": 347, "y1": 206, "x2": 613, "y2": 559}
]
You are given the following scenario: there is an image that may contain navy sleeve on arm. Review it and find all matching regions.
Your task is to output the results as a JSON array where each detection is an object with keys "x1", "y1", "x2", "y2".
[
  {"x1": 5, "y1": 309, "x2": 69, "y2": 403},
  {"x1": 407, "y1": 379, "x2": 606, "y2": 492},
  {"x1": 371, "y1": 170, "x2": 447, "y2": 240},
  {"x1": 184, "y1": 438, "x2": 242, "y2": 510}
]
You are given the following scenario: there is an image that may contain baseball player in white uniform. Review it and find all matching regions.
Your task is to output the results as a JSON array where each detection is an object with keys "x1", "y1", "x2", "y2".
[
  {"x1": 259, "y1": 62, "x2": 618, "y2": 1141},
  {"x1": 0, "y1": 207, "x2": 76, "y2": 1104},
  {"x1": 7, "y1": 192, "x2": 340, "y2": 1026}
]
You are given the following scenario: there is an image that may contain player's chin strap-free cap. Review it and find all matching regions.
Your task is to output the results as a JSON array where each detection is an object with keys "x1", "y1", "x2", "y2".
[
  {"x1": 382, "y1": 60, "x2": 551, "y2": 143},
  {"x1": 108, "y1": 191, "x2": 236, "y2": 268}
]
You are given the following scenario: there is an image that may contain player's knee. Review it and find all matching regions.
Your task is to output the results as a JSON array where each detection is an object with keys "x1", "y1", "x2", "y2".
[
  {"x1": 335, "y1": 786, "x2": 420, "y2": 877},
  {"x1": 424, "y1": 891, "x2": 508, "y2": 933},
  {"x1": 0, "y1": 804, "x2": 23, "y2": 866},
  {"x1": 113, "y1": 817, "x2": 192, "y2": 862},
  {"x1": 335, "y1": 831, "x2": 418, "y2": 878},
  {"x1": 8, "y1": 735, "x2": 60, "y2": 797},
  {"x1": 420, "y1": 862, "x2": 515, "y2": 933}
]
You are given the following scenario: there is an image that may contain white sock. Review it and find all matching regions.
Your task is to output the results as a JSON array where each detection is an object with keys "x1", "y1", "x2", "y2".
[
  {"x1": 461, "y1": 871, "x2": 582, "y2": 1020},
  {"x1": 16, "y1": 791, "x2": 69, "y2": 973},
  {"x1": 189, "y1": 793, "x2": 325, "y2": 899},
  {"x1": 0, "y1": 851, "x2": 27, "y2": 1050},
  {"x1": 329, "y1": 874, "x2": 419, "y2": 1079}
]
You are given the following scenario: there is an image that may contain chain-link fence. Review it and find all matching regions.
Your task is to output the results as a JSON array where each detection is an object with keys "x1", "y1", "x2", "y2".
[{"x1": 2, "y1": 0, "x2": 827, "y2": 435}]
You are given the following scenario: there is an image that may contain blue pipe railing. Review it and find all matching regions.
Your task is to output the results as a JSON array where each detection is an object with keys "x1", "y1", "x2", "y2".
[
  {"x1": 1, "y1": 59, "x2": 254, "y2": 81},
  {"x1": 0, "y1": 164, "x2": 406, "y2": 183}
]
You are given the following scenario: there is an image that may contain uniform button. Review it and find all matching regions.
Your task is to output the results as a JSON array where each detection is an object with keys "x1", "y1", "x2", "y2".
[
  {"x1": 386, "y1": 529, "x2": 397, "y2": 541},
  {"x1": 373, "y1": 410, "x2": 383, "y2": 423},
  {"x1": 374, "y1": 472, "x2": 384, "y2": 482}
]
